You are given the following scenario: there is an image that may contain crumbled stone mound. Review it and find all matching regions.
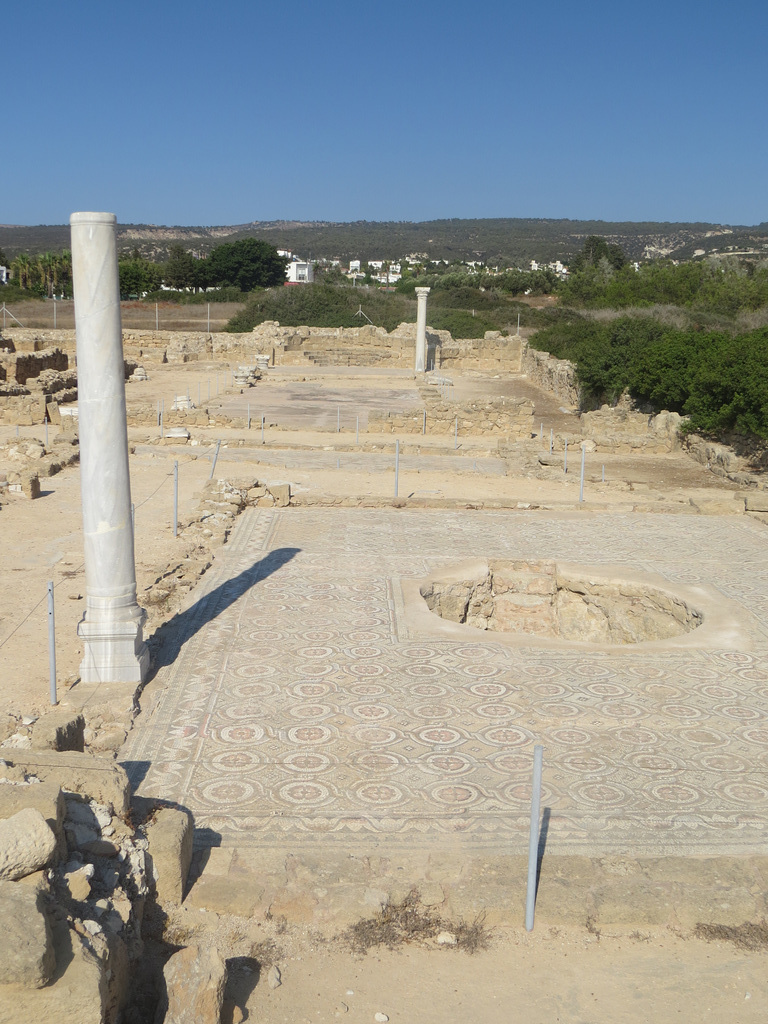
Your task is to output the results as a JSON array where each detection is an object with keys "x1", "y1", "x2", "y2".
[{"x1": 421, "y1": 560, "x2": 702, "y2": 644}]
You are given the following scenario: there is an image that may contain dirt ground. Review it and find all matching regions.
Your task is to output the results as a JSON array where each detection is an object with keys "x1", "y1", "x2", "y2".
[{"x1": 1, "y1": 358, "x2": 764, "y2": 1022}]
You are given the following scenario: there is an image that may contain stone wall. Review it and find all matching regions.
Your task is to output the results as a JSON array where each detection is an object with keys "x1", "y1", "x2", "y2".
[
  {"x1": 439, "y1": 331, "x2": 523, "y2": 372},
  {"x1": 521, "y1": 341, "x2": 579, "y2": 407},
  {"x1": 580, "y1": 396, "x2": 684, "y2": 454},
  {"x1": 369, "y1": 391, "x2": 534, "y2": 436}
]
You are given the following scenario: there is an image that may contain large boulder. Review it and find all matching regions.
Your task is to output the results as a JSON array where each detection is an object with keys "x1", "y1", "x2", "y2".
[
  {"x1": 0, "y1": 880, "x2": 55, "y2": 987},
  {"x1": 0, "y1": 807, "x2": 57, "y2": 881},
  {"x1": 31, "y1": 711, "x2": 85, "y2": 752},
  {"x1": 162, "y1": 944, "x2": 227, "y2": 1024}
]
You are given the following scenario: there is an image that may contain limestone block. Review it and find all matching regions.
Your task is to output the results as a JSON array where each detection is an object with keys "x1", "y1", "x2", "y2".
[
  {"x1": 0, "y1": 781, "x2": 65, "y2": 856},
  {"x1": 21, "y1": 471, "x2": 40, "y2": 498},
  {"x1": 4, "y1": 751, "x2": 131, "y2": 816},
  {"x1": 162, "y1": 944, "x2": 227, "y2": 1024},
  {"x1": 31, "y1": 711, "x2": 85, "y2": 752},
  {"x1": 0, "y1": 807, "x2": 57, "y2": 880},
  {"x1": 746, "y1": 494, "x2": 768, "y2": 513},
  {"x1": 0, "y1": 880, "x2": 55, "y2": 987},
  {"x1": 268, "y1": 482, "x2": 291, "y2": 507},
  {"x1": 146, "y1": 806, "x2": 194, "y2": 905}
]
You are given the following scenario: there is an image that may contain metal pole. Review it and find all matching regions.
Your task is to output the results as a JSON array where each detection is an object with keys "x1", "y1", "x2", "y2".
[
  {"x1": 550, "y1": 428, "x2": 553, "y2": 454},
  {"x1": 47, "y1": 581, "x2": 57, "y2": 706},
  {"x1": 261, "y1": 415, "x2": 265, "y2": 444},
  {"x1": 579, "y1": 444, "x2": 586, "y2": 503},
  {"x1": 602, "y1": 464, "x2": 605, "y2": 482},
  {"x1": 525, "y1": 744, "x2": 544, "y2": 931},
  {"x1": 209, "y1": 440, "x2": 221, "y2": 480},
  {"x1": 564, "y1": 439, "x2": 568, "y2": 473},
  {"x1": 45, "y1": 419, "x2": 48, "y2": 447},
  {"x1": 173, "y1": 460, "x2": 178, "y2": 537},
  {"x1": 53, "y1": 295, "x2": 57, "y2": 329},
  {"x1": 423, "y1": 409, "x2": 426, "y2": 435},
  {"x1": 540, "y1": 422, "x2": 544, "y2": 439},
  {"x1": 160, "y1": 412, "x2": 164, "y2": 438},
  {"x1": 394, "y1": 440, "x2": 400, "y2": 497}
]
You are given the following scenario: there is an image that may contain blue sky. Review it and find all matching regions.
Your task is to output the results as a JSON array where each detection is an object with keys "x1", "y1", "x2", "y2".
[{"x1": 3, "y1": 0, "x2": 766, "y2": 226}]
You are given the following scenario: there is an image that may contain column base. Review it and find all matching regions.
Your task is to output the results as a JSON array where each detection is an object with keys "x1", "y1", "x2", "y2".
[{"x1": 78, "y1": 612, "x2": 150, "y2": 685}]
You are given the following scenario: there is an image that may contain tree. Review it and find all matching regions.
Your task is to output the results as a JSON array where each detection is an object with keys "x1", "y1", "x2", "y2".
[
  {"x1": 119, "y1": 257, "x2": 162, "y2": 298},
  {"x1": 207, "y1": 239, "x2": 287, "y2": 292},
  {"x1": 570, "y1": 235, "x2": 627, "y2": 273},
  {"x1": 164, "y1": 244, "x2": 199, "y2": 291}
]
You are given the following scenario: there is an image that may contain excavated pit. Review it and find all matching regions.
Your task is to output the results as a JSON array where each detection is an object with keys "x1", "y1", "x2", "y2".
[{"x1": 420, "y1": 559, "x2": 703, "y2": 644}]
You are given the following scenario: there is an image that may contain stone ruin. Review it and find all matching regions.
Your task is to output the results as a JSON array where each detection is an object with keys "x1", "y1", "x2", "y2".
[{"x1": 421, "y1": 559, "x2": 703, "y2": 644}]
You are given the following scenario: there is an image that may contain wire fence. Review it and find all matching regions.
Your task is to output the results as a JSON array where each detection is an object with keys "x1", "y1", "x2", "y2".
[{"x1": 0, "y1": 299, "x2": 244, "y2": 332}]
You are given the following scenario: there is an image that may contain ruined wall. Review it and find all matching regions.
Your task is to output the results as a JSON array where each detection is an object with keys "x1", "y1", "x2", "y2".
[
  {"x1": 439, "y1": 332, "x2": 523, "y2": 372},
  {"x1": 370, "y1": 393, "x2": 534, "y2": 436},
  {"x1": 580, "y1": 396, "x2": 684, "y2": 454},
  {"x1": 521, "y1": 341, "x2": 579, "y2": 407}
]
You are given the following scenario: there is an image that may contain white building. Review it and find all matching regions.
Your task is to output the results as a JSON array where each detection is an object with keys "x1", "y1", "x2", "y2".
[
  {"x1": 349, "y1": 259, "x2": 361, "y2": 273},
  {"x1": 286, "y1": 260, "x2": 314, "y2": 284}
]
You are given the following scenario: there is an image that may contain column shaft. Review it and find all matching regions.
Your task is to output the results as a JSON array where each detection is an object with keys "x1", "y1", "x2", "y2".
[{"x1": 415, "y1": 287, "x2": 430, "y2": 373}]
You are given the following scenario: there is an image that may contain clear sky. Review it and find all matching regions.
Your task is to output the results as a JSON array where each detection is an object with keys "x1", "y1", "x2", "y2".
[{"x1": 3, "y1": 0, "x2": 766, "y2": 227}]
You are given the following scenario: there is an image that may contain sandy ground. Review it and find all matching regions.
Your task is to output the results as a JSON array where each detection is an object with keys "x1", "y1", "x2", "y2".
[{"x1": 1, "y1": 359, "x2": 764, "y2": 1021}]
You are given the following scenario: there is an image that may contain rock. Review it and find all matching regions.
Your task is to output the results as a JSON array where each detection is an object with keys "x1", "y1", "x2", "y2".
[
  {"x1": 3, "y1": 750, "x2": 131, "y2": 816},
  {"x1": 63, "y1": 864, "x2": 94, "y2": 901},
  {"x1": 375, "y1": 1014, "x2": 389, "y2": 1022},
  {"x1": 268, "y1": 482, "x2": 291, "y2": 507},
  {"x1": 0, "y1": 780, "x2": 65, "y2": 854},
  {"x1": 162, "y1": 944, "x2": 227, "y2": 1024},
  {"x1": 267, "y1": 964, "x2": 282, "y2": 989},
  {"x1": 81, "y1": 838, "x2": 119, "y2": 858},
  {"x1": 0, "y1": 807, "x2": 57, "y2": 880},
  {"x1": 31, "y1": 711, "x2": 85, "y2": 752},
  {"x1": 146, "y1": 806, "x2": 194, "y2": 906},
  {"x1": 21, "y1": 471, "x2": 41, "y2": 499},
  {"x1": 0, "y1": 879, "x2": 55, "y2": 987},
  {"x1": 436, "y1": 930, "x2": 457, "y2": 945}
]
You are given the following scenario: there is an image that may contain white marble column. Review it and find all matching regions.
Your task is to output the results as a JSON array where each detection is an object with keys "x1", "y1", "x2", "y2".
[
  {"x1": 71, "y1": 212, "x2": 149, "y2": 684},
  {"x1": 414, "y1": 286, "x2": 430, "y2": 373}
]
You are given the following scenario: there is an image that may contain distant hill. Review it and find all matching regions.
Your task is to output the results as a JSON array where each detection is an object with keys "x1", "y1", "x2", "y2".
[{"x1": 2, "y1": 218, "x2": 767, "y2": 266}]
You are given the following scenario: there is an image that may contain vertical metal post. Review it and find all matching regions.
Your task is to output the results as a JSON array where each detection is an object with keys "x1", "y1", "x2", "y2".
[
  {"x1": 160, "y1": 412, "x2": 164, "y2": 438},
  {"x1": 45, "y1": 419, "x2": 48, "y2": 447},
  {"x1": 550, "y1": 428, "x2": 553, "y2": 454},
  {"x1": 602, "y1": 464, "x2": 605, "y2": 482},
  {"x1": 579, "y1": 444, "x2": 586, "y2": 502},
  {"x1": 261, "y1": 415, "x2": 265, "y2": 444},
  {"x1": 47, "y1": 581, "x2": 57, "y2": 706},
  {"x1": 247, "y1": 403, "x2": 251, "y2": 430},
  {"x1": 157, "y1": 400, "x2": 160, "y2": 426},
  {"x1": 525, "y1": 744, "x2": 544, "y2": 931},
  {"x1": 540, "y1": 422, "x2": 544, "y2": 439},
  {"x1": 564, "y1": 439, "x2": 568, "y2": 473},
  {"x1": 173, "y1": 460, "x2": 178, "y2": 537},
  {"x1": 423, "y1": 409, "x2": 426, "y2": 435},
  {"x1": 394, "y1": 440, "x2": 400, "y2": 497},
  {"x1": 209, "y1": 440, "x2": 221, "y2": 479},
  {"x1": 53, "y1": 295, "x2": 57, "y2": 329}
]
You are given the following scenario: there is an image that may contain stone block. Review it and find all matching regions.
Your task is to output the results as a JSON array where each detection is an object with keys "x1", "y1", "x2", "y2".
[
  {"x1": 268, "y1": 482, "x2": 291, "y2": 507},
  {"x1": 0, "y1": 781, "x2": 65, "y2": 857},
  {"x1": 0, "y1": 808, "x2": 57, "y2": 880},
  {"x1": 162, "y1": 944, "x2": 227, "y2": 1024},
  {"x1": 21, "y1": 472, "x2": 40, "y2": 499},
  {"x1": 31, "y1": 711, "x2": 85, "y2": 752},
  {"x1": 4, "y1": 751, "x2": 131, "y2": 816},
  {"x1": 0, "y1": 880, "x2": 55, "y2": 987},
  {"x1": 746, "y1": 494, "x2": 768, "y2": 513},
  {"x1": 146, "y1": 806, "x2": 194, "y2": 905}
]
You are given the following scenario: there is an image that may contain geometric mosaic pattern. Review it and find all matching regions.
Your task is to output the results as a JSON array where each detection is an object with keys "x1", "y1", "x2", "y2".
[{"x1": 122, "y1": 508, "x2": 768, "y2": 854}]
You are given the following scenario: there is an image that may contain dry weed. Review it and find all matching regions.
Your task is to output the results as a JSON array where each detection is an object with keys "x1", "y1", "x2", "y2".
[{"x1": 693, "y1": 921, "x2": 768, "y2": 951}]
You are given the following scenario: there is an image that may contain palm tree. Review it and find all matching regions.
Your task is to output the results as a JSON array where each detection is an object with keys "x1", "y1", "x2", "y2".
[{"x1": 11, "y1": 253, "x2": 32, "y2": 289}]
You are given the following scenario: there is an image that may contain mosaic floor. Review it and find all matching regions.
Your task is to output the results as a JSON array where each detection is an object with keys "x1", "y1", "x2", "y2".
[{"x1": 123, "y1": 508, "x2": 768, "y2": 854}]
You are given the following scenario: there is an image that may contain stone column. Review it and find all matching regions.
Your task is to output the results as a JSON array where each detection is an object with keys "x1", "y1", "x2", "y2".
[
  {"x1": 70, "y1": 212, "x2": 149, "y2": 684},
  {"x1": 414, "y1": 287, "x2": 430, "y2": 373}
]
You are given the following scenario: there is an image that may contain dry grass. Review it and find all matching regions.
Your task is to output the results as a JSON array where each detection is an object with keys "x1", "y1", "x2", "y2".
[
  {"x1": 0, "y1": 298, "x2": 245, "y2": 332},
  {"x1": 340, "y1": 889, "x2": 490, "y2": 956},
  {"x1": 693, "y1": 921, "x2": 768, "y2": 951}
]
